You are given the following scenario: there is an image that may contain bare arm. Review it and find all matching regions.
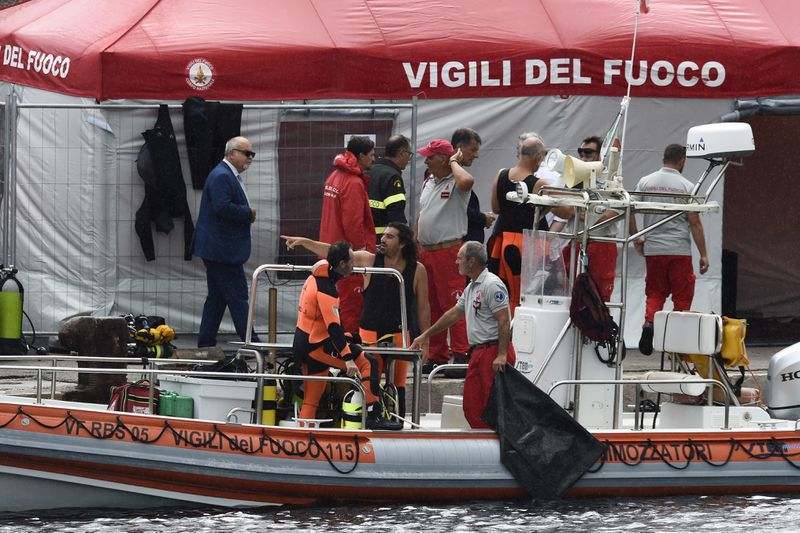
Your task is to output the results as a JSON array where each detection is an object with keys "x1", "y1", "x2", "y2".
[
  {"x1": 413, "y1": 262, "x2": 432, "y2": 361},
  {"x1": 688, "y1": 212, "x2": 709, "y2": 274},
  {"x1": 410, "y1": 305, "x2": 464, "y2": 350},
  {"x1": 282, "y1": 235, "x2": 374, "y2": 266},
  {"x1": 282, "y1": 235, "x2": 329, "y2": 257},
  {"x1": 490, "y1": 169, "x2": 502, "y2": 213},
  {"x1": 449, "y1": 149, "x2": 475, "y2": 192},
  {"x1": 492, "y1": 308, "x2": 512, "y2": 373},
  {"x1": 629, "y1": 214, "x2": 644, "y2": 256}
]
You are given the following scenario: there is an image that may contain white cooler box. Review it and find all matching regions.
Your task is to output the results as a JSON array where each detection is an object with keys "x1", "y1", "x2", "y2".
[
  {"x1": 159, "y1": 375, "x2": 257, "y2": 423},
  {"x1": 653, "y1": 311, "x2": 722, "y2": 355}
]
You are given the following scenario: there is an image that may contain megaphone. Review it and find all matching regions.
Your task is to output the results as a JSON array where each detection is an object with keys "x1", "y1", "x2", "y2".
[
  {"x1": 562, "y1": 156, "x2": 604, "y2": 188},
  {"x1": 545, "y1": 149, "x2": 566, "y2": 173}
]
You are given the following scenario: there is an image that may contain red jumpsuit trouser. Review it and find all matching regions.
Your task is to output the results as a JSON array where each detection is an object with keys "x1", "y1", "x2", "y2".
[
  {"x1": 463, "y1": 343, "x2": 517, "y2": 429},
  {"x1": 644, "y1": 255, "x2": 695, "y2": 324},
  {"x1": 419, "y1": 246, "x2": 468, "y2": 364},
  {"x1": 562, "y1": 242, "x2": 617, "y2": 302}
]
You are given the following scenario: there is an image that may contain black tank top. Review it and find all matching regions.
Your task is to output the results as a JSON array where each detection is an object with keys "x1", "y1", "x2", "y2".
[
  {"x1": 493, "y1": 168, "x2": 547, "y2": 235},
  {"x1": 360, "y1": 253, "x2": 418, "y2": 337}
]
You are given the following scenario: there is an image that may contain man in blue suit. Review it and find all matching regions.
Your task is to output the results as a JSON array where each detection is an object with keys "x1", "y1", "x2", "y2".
[{"x1": 194, "y1": 136, "x2": 260, "y2": 347}]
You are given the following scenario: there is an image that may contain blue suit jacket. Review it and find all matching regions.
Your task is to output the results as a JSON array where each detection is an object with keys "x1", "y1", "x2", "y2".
[{"x1": 193, "y1": 161, "x2": 252, "y2": 265}]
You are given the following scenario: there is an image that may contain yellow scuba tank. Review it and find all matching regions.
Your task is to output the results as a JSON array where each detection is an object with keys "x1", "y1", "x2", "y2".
[
  {"x1": 0, "y1": 266, "x2": 25, "y2": 355},
  {"x1": 262, "y1": 379, "x2": 277, "y2": 425},
  {"x1": 340, "y1": 389, "x2": 363, "y2": 429}
]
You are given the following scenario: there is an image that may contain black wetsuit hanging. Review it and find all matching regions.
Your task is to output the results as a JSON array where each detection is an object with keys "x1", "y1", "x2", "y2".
[
  {"x1": 134, "y1": 105, "x2": 194, "y2": 261},
  {"x1": 182, "y1": 96, "x2": 243, "y2": 189}
]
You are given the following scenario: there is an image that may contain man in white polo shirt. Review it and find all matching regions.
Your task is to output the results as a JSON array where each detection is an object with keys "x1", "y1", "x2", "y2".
[
  {"x1": 416, "y1": 139, "x2": 474, "y2": 374},
  {"x1": 411, "y1": 241, "x2": 516, "y2": 428},
  {"x1": 631, "y1": 143, "x2": 709, "y2": 355}
]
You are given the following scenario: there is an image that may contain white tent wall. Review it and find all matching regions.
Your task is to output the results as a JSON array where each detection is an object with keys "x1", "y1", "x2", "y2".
[
  {"x1": 2, "y1": 86, "x2": 284, "y2": 338},
  {"x1": 2, "y1": 85, "x2": 733, "y2": 347}
]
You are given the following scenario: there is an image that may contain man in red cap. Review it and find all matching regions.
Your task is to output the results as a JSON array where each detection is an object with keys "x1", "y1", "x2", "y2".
[
  {"x1": 319, "y1": 135, "x2": 377, "y2": 333},
  {"x1": 415, "y1": 139, "x2": 474, "y2": 375}
]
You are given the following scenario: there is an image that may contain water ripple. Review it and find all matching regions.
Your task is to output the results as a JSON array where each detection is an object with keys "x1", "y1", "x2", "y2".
[{"x1": 0, "y1": 495, "x2": 798, "y2": 532}]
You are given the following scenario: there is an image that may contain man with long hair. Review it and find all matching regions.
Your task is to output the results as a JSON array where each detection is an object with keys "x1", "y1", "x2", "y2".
[{"x1": 284, "y1": 222, "x2": 430, "y2": 420}]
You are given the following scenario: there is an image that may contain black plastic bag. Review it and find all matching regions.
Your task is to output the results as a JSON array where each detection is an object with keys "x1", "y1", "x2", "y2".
[{"x1": 482, "y1": 366, "x2": 605, "y2": 498}]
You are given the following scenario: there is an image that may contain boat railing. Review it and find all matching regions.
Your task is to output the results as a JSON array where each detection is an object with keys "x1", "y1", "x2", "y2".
[
  {"x1": 0, "y1": 364, "x2": 368, "y2": 428},
  {"x1": 241, "y1": 263, "x2": 422, "y2": 426},
  {"x1": 0, "y1": 355, "x2": 213, "y2": 400},
  {"x1": 523, "y1": 176, "x2": 724, "y2": 429},
  {"x1": 548, "y1": 378, "x2": 731, "y2": 430},
  {"x1": 425, "y1": 363, "x2": 469, "y2": 414}
]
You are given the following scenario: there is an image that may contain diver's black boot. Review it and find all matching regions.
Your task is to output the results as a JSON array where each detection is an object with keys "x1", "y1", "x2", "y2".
[
  {"x1": 365, "y1": 403, "x2": 402, "y2": 431},
  {"x1": 397, "y1": 386, "x2": 406, "y2": 420},
  {"x1": 638, "y1": 322, "x2": 654, "y2": 356}
]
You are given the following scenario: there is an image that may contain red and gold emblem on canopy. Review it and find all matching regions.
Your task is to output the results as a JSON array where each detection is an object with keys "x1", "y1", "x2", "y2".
[{"x1": 186, "y1": 58, "x2": 215, "y2": 91}]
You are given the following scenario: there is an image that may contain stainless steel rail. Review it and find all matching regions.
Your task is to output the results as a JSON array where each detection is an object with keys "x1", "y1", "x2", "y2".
[
  {"x1": 548, "y1": 378, "x2": 731, "y2": 430},
  {"x1": 0, "y1": 365, "x2": 367, "y2": 428},
  {"x1": 243, "y1": 263, "x2": 421, "y2": 425},
  {"x1": 0, "y1": 355, "x2": 218, "y2": 401},
  {"x1": 425, "y1": 364, "x2": 469, "y2": 414}
]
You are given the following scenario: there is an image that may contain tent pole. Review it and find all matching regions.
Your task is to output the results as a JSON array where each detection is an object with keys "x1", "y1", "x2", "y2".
[
  {"x1": 3, "y1": 90, "x2": 17, "y2": 267},
  {"x1": 409, "y1": 95, "x2": 419, "y2": 227}
]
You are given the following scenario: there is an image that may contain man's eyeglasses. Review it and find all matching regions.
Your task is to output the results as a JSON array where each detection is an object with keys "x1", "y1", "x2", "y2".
[
  {"x1": 577, "y1": 148, "x2": 598, "y2": 157},
  {"x1": 233, "y1": 148, "x2": 256, "y2": 158}
]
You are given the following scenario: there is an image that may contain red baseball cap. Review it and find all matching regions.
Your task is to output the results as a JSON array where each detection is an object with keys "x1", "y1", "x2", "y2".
[{"x1": 417, "y1": 139, "x2": 455, "y2": 158}]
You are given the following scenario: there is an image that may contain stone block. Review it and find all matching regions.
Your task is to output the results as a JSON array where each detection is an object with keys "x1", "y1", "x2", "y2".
[{"x1": 58, "y1": 316, "x2": 129, "y2": 356}]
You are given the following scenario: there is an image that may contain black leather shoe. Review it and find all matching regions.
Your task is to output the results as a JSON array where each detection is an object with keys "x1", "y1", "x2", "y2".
[{"x1": 638, "y1": 323, "x2": 654, "y2": 356}]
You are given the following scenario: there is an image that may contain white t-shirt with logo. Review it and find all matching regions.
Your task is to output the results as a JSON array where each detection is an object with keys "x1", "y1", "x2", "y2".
[
  {"x1": 457, "y1": 269, "x2": 510, "y2": 345},
  {"x1": 634, "y1": 167, "x2": 695, "y2": 256},
  {"x1": 417, "y1": 175, "x2": 470, "y2": 245}
]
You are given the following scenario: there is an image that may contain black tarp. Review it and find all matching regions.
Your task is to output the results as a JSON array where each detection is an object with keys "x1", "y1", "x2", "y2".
[{"x1": 482, "y1": 366, "x2": 605, "y2": 499}]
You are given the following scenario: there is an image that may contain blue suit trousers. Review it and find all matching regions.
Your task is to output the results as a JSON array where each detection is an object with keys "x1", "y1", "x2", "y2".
[{"x1": 198, "y1": 259, "x2": 260, "y2": 347}]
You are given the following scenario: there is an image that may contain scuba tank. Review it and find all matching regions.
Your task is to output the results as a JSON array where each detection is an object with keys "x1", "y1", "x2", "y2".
[
  {"x1": 340, "y1": 389, "x2": 363, "y2": 429},
  {"x1": 0, "y1": 265, "x2": 26, "y2": 355}
]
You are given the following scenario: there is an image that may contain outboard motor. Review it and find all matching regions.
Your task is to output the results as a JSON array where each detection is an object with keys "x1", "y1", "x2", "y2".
[{"x1": 767, "y1": 344, "x2": 800, "y2": 420}]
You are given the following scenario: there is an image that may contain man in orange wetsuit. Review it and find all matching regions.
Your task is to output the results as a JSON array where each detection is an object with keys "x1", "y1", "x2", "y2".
[
  {"x1": 284, "y1": 222, "x2": 431, "y2": 421},
  {"x1": 292, "y1": 241, "x2": 401, "y2": 430}
]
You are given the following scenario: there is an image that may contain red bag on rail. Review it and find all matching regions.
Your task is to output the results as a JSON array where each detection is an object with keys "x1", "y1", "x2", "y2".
[{"x1": 107, "y1": 380, "x2": 160, "y2": 415}]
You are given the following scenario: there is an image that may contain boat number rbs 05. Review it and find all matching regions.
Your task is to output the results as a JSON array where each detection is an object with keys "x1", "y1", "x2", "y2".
[{"x1": 62, "y1": 418, "x2": 361, "y2": 462}]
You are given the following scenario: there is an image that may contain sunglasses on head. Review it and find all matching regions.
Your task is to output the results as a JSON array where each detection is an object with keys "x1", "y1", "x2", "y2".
[
  {"x1": 577, "y1": 148, "x2": 598, "y2": 157},
  {"x1": 233, "y1": 148, "x2": 256, "y2": 158}
]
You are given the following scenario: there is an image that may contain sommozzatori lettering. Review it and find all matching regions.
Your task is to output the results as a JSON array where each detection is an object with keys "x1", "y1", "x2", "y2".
[
  {"x1": 403, "y1": 58, "x2": 726, "y2": 89},
  {"x1": 1, "y1": 44, "x2": 71, "y2": 79}
]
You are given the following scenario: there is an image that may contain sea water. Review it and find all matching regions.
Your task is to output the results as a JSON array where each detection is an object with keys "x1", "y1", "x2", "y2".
[{"x1": 0, "y1": 495, "x2": 798, "y2": 532}]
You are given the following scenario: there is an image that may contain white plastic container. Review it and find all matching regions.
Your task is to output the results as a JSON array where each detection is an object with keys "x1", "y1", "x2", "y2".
[
  {"x1": 440, "y1": 395, "x2": 469, "y2": 429},
  {"x1": 159, "y1": 375, "x2": 257, "y2": 423}
]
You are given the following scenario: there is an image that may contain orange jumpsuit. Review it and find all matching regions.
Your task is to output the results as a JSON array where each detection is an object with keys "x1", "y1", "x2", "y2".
[{"x1": 292, "y1": 260, "x2": 379, "y2": 419}]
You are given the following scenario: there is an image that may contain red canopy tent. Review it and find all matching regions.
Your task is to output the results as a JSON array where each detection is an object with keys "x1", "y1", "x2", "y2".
[{"x1": 1, "y1": 0, "x2": 799, "y2": 101}]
